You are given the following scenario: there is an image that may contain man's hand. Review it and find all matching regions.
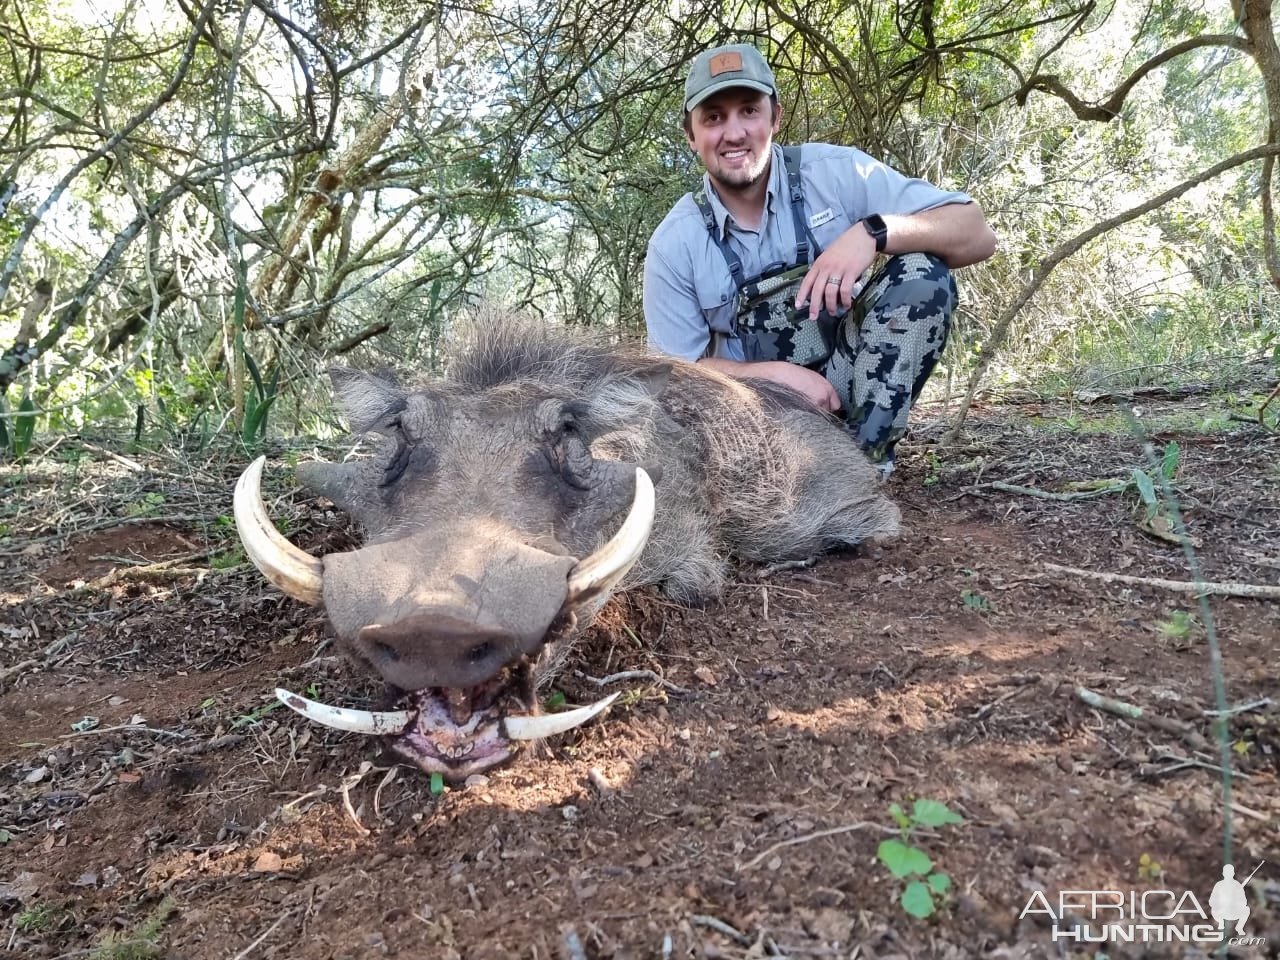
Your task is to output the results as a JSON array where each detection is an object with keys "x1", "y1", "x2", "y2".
[
  {"x1": 794, "y1": 221, "x2": 877, "y2": 321},
  {"x1": 699, "y1": 357, "x2": 841, "y2": 412}
]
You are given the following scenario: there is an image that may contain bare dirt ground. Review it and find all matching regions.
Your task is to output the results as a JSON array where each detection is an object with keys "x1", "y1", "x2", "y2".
[{"x1": 1, "y1": 389, "x2": 1277, "y2": 959}]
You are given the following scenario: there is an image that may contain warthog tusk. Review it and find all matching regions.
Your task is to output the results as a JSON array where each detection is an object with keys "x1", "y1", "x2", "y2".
[
  {"x1": 275, "y1": 687, "x2": 414, "y2": 735},
  {"x1": 235, "y1": 456, "x2": 325, "y2": 605},
  {"x1": 565, "y1": 468, "x2": 655, "y2": 602},
  {"x1": 503, "y1": 692, "x2": 620, "y2": 741}
]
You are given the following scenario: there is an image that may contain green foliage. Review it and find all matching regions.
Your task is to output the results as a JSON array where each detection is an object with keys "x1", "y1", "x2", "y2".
[
  {"x1": 1157, "y1": 610, "x2": 1197, "y2": 639},
  {"x1": 543, "y1": 691, "x2": 568, "y2": 712},
  {"x1": 878, "y1": 799, "x2": 965, "y2": 919},
  {"x1": 125, "y1": 492, "x2": 166, "y2": 518},
  {"x1": 89, "y1": 898, "x2": 175, "y2": 960},
  {"x1": 2, "y1": 394, "x2": 37, "y2": 462},
  {"x1": 241, "y1": 349, "x2": 280, "y2": 445},
  {"x1": 1130, "y1": 441, "x2": 1181, "y2": 521},
  {"x1": 16, "y1": 903, "x2": 59, "y2": 933}
]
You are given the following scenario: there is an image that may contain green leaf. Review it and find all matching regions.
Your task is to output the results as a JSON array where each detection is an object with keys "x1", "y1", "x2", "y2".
[
  {"x1": 877, "y1": 839, "x2": 932, "y2": 878},
  {"x1": 901, "y1": 880, "x2": 936, "y2": 918},
  {"x1": 1131, "y1": 467, "x2": 1157, "y2": 511},
  {"x1": 1160, "y1": 441, "x2": 1180, "y2": 482},
  {"x1": 430, "y1": 771, "x2": 445, "y2": 796},
  {"x1": 543, "y1": 691, "x2": 567, "y2": 711},
  {"x1": 911, "y1": 798, "x2": 964, "y2": 828},
  {"x1": 927, "y1": 872, "x2": 951, "y2": 894}
]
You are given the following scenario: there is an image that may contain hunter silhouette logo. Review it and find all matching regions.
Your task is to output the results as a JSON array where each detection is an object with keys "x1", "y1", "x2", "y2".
[
  {"x1": 1209, "y1": 862, "x2": 1262, "y2": 937},
  {"x1": 1019, "y1": 860, "x2": 1267, "y2": 946}
]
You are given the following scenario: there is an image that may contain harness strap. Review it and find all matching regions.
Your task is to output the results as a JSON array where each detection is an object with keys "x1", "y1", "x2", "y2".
[{"x1": 782, "y1": 145, "x2": 810, "y2": 264}]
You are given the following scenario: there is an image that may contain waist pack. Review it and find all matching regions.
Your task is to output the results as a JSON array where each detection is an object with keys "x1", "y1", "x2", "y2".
[{"x1": 735, "y1": 264, "x2": 839, "y2": 369}]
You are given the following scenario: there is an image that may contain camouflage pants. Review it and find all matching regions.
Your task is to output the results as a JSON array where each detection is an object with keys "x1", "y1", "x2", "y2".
[{"x1": 819, "y1": 253, "x2": 956, "y2": 463}]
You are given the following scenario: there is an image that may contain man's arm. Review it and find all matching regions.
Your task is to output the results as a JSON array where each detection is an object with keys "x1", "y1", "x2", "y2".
[
  {"x1": 797, "y1": 202, "x2": 997, "y2": 320},
  {"x1": 643, "y1": 244, "x2": 712, "y2": 361},
  {"x1": 697, "y1": 357, "x2": 841, "y2": 413}
]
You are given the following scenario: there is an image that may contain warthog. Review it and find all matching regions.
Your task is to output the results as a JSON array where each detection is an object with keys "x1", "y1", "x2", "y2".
[{"x1": 235, "y1": 317, "x2": 899, "y2": 778}]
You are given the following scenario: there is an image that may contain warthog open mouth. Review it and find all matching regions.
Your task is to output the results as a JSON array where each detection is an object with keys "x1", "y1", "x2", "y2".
[{"x1": 233, "y1": 456, "x2": 653, "y2": 779}]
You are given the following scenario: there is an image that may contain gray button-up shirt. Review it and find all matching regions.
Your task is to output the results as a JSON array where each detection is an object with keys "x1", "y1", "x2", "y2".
[{"x1": 643, "y1": 142, "x2": 973, "y2": 361}]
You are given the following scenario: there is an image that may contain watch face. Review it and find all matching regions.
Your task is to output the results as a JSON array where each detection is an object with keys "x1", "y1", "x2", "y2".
[{"x1": 863, "y1": 214, "x2": 887, "y2": 251}]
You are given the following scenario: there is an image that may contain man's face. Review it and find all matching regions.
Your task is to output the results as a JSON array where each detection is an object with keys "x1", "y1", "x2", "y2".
[{"x1": 685, "y1": 89, "x2": 780, "y2": 194}]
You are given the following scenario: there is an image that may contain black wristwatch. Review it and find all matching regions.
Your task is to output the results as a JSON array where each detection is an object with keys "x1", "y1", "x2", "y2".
[{"x1": 860, "y1": 213, "x2": 888, "y2": 252}]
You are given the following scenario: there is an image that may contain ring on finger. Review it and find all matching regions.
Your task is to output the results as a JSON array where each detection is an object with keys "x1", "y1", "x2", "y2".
[{"x1": 826, "y1": 276, "x2": 842, "y2": 286}]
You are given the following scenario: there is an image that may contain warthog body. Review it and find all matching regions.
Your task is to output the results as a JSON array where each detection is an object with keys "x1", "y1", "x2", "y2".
[{"x1": 237, "y1": 317, "x2": 899, "y2": 777}]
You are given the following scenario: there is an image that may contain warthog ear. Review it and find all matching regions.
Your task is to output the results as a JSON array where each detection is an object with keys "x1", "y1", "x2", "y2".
[
  {"x1": 327, "y1": 367, "x2": 407, "y2": 434},
  {"x1": 577, "y1": 362, "x2": 672, "y2": 438}
]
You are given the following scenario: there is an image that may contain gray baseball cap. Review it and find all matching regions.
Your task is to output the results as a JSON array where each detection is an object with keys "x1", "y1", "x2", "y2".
[{"x1": 684, "y1": 44, "x2": 777, "y2": 112}]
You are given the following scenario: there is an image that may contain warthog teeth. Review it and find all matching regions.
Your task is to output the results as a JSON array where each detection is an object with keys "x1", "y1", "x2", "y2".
[
  {"x1": 275, "y1": 687, "x2": 414, "y2": 735},
  {"x1": 502, "y1": 692, "x2": 620, "y2": 741},
  {"x1": 565, "y1": 468, "x2": 655, "y2": 602}
]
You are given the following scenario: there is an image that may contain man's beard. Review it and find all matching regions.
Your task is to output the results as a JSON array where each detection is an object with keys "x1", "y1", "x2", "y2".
[{"x1": 709, "y1": 153, "x2": 770, "y2": 194}]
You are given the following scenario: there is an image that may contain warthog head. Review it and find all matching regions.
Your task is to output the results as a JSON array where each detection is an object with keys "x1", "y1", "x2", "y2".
[{"x1": 236, "y1": 318, "x2": 901, "y2": 779}]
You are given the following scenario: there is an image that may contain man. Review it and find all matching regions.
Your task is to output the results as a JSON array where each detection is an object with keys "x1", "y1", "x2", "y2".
[{"x1": 644, "y1": 43, "x2": 996, "y2": 472}]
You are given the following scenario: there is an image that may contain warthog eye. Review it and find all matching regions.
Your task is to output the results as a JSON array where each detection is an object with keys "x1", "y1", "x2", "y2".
[{"x1": 466, "y1": 641, "x2": 493, "y2": 664}]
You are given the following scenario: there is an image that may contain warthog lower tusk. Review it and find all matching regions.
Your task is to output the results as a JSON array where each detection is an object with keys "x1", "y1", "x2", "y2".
[
  {"x1": 565, "y1": 468, "x2": 655, "y2": 602},
  {"x1": 275, "y1": 687, "x2": 414, "y2": 735},
  {"x1": 235, "y1": 456, "x2": 325, "y2": 605},
  {"x1": 503, "y1": 692, "x2": 620, "y2": 741}
]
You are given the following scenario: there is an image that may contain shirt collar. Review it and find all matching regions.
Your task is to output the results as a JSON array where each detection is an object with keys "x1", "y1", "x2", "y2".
[{"x1": 701, "y1": 143, "x2": 786, "y2": 239}]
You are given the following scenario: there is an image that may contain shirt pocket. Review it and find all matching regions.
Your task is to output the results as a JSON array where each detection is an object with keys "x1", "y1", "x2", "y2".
[{"x1": 694, "y1": 271, "x2": 738, "y2": 338}]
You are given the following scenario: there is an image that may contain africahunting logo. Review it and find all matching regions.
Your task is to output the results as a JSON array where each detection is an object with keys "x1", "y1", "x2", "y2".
[{"x1": 1019, "y1": 861, "x2": 1267, "y2": 946}]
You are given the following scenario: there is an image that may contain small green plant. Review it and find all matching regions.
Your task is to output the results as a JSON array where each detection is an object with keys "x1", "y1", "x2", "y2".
[
  {"x1": 1130, "y1": 440, "x2": 1180, "y2": 522},
  {"x1": 16, "y1": 902, "x2": 58, "y2": 933},
  {"x1": 429, "y1": 771, "x2": 445, "y2": 796},
  {"x1": 2, "y1": 393, "x2": 37, "y2": 462},
  {"x1": 922, "y1": 451, "x2": 942, "y2": 486},
  {"x1": 878, "y1": 799, "x2": 965, "y2": 919},
  {"x1": 543, "y1": 691, "x2": 567, "y2": 712},
  {"x1": 960, "y1": 589, "x2": 990, "y2": 613},
  {"x1": 125, "y1": 492, "x2": 166, "y2": 518},
  {"x1": 90, "y1": 897, "x2": 175, "y2": 960},
  {"x1": 209, "y1": 547, "x2": 245, "y2": 570},
  {"x1": 230, "y1": 698, "x2": 284, "y2": 729},
  {"x1": 241, "y1": 348, "x2": 280, "y2": 445},
  {"x1": 1138, "y1": 852, "x2": 1163, "y2": 881},
  {"x1": 1157, "y1": 610, "x2": 1197, "y2": 640}
]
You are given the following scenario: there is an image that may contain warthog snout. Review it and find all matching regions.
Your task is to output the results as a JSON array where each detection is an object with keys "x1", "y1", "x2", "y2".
[{"x1": 355, "y1": 615, "x2": 527, "y2": 692}]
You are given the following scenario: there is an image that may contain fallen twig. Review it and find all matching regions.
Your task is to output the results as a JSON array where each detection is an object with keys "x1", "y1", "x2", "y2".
[
  {"x1": 577, "y1": 669, "x2": 690, "y2": 696},
  {"x1": 691, "y1": 914, "x2": 752, "y2": 945},
  {"x1": 1045, "y1": 563, "x2": 1280, "y2": 600},
  {"x1": 992, "y1": 480, "x2": 1123, "y2": 502},
  {"x1": 758, "y1": 557, "x2": 816, "y2": 577},
  {"x1": 1075, "y1": 686, "x2": 1210, "y2": 751},
  {"x1": 741, "y1": 821, "x2": 894, "y2": 871},
  {"x1": 1203, "y1": 698, "x2": 1272, "y2": 718},
  {"x1": 230, "y1": 908, "x2": 296, "y2": 960},
  {"x1": 0, "y1": 658, "x2": 41, "y2": 683}
]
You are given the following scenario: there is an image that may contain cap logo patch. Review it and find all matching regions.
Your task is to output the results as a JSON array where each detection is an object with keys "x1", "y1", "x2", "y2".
[{"x1": 709, "y1": 52, "x2": 743, "y2": 76}]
